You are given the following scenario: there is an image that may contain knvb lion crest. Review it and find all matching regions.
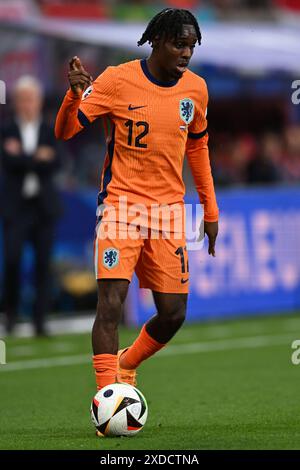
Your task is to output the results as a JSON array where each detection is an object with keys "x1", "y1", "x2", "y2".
[
  {"x1": 103, "y1": 248, "x2": 119, "y2": 269},
  {"x1": 179, "y1": 98, "x2": 194, "y2": 125}
]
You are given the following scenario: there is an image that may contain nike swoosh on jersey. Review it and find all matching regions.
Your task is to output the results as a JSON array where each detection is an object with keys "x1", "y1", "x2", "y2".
[
  {"x1": 181, "y1": 278, "x2": 189, "y2": 284},
  {"x1": 128, "y1": 104, "x2": 147, "y2": 110}
]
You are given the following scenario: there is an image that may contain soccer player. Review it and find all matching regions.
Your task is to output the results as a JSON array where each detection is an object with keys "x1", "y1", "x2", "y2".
[{"x1": 55, "y1": 8, "x2": 219, "y2": 394}]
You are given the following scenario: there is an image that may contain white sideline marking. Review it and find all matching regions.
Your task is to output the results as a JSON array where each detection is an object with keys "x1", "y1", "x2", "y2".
[
  {"x1": 160, "y1": 333, "x2": 295, "y2": 356},
  {"x1": 8, "y1": 342, "x2": 75, "y2": 357},
  {"x1": 8, "y1": 345, "x2": 36, "y2": 357},
  {"x1": 0, "y1": 314, "x2": 299, "y2": 339},
  {"x1": 0, "y1": 354, "x2": 90, "y2": 371},
  {"x1": 283, "y1": 318, "x2": 300, "y2": 330},
  {"x1": 0, "y1": 333, "x2": 295, "y2": 373}
]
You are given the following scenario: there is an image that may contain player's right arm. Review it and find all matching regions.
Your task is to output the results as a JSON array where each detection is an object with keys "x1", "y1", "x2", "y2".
[
  {"x1": 55, "y1": 56, "x2": 92, "y2": 140},
  {"x1": 55, "y1": 57, "x2": 116, "y2": 141}
]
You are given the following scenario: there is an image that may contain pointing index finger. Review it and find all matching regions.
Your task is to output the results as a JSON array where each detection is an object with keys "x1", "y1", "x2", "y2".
[{"x1": 69, "y1": 56, "x2": 82, "y2": 71}]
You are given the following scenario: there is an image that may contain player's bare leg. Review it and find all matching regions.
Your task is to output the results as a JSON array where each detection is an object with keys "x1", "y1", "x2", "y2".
[
  {"x1": 92, "y1": 279, "x2": 129, "y2": 390},
  {"x1": 92, "y1": 279, "x2": 129, "y2": 354},
  {"x1": 147, "y1": 292, "x2": 187, "y2": 343},
  {"x1": 119, "y1": 293, "x2": 187, "y2": 378}
]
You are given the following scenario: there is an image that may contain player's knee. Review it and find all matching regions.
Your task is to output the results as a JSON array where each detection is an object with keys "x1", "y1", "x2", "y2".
[
  {"x1": 170, "y1": 306, "x2": 186, "y2": 328},
  {"x1": 96, "y1": 293, "x2": 123, "y2": 324},
  {"x1": 161, "y1": 305, "x2": 186, "y2": 329}
]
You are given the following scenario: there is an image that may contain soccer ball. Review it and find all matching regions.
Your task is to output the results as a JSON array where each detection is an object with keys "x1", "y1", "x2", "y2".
[{"x1": 90, "y1": 383, "x2": 148, "y2": 437}]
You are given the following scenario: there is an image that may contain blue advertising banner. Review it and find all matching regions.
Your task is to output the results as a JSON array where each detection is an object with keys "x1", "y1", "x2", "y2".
[
  {"x1": 133, "y1": 186, "x2": 300, "y2": 324},
  {"x1": 1, "y1": 186, "x2": 299, "y2": 324}
]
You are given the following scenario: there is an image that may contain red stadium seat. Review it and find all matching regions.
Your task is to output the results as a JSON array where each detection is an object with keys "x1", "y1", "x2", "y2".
[{"x1": 38, "y1": 0, "x2": 109, "y2": 19}]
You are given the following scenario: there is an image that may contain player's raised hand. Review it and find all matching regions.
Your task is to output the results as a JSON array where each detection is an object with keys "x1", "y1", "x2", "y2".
[
  {"x1": 204, "y1": 221, "x2": 218, "y2": 257},
  {"x1": 68, "y1": 56, "x2": 93, "y2": 96}
]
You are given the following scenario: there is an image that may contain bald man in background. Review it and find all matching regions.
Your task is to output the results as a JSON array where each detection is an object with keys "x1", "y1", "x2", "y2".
[{"x1": 0, "y1": 76, "x2": 61, "y2": 336}]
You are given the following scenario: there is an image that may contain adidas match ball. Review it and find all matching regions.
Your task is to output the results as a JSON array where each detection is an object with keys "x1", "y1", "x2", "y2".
[{"x1": 90, "y1": 383, "x2": 148, "y2": 437}]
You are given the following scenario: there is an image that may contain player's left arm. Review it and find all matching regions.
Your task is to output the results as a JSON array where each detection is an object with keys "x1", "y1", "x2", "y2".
[{"x1": 185, "y1": 80, "x2": 219, "y2": 256}]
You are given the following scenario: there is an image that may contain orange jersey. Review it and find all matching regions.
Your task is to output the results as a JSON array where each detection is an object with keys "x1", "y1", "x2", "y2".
[
  {"x1": 79, "y1": 59, "x2": 207, "y2": 208},
  {"x1": 55, "y1": 59, "x2": 219, "y2": 223}
]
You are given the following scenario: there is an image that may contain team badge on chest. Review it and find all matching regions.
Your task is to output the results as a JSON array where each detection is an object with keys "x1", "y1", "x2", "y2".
[
  {"x1": 103, "y1": 248, "x2": 119, "y2": 269},
  {"x1": 179, "y1": 98, "x2": 194, "y2": 125}
]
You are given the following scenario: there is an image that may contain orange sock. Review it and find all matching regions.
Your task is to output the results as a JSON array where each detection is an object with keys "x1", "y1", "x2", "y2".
[
  {"x1": 120, "y1": 324, "x2": 166, "y2": 370},
  {"x1": 93, "y1": 354, "x2": 117, "y2": 390}
]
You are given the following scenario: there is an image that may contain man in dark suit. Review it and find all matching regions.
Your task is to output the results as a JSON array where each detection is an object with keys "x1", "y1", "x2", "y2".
[{"x1": 0, "y1": 76, "x2": 61, "y2": 336}]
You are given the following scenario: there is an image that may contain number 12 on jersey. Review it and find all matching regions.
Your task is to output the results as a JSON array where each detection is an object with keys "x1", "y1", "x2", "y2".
[{"x1": 125, "y1": 120, "x2": 149, "y2": 148}]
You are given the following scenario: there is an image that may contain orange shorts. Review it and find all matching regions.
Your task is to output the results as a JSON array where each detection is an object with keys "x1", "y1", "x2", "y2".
[{"x1": 94, "y1": 222, "x2": 189, "y2": 293}]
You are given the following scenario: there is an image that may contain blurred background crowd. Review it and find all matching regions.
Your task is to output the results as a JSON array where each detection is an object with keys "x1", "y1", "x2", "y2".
[
  {"x1": 1, "y1": 0, "x2": 300, "y2": 190},
  {"x1": 0, "y1": 0, "x2": 299, "y2": 334}
]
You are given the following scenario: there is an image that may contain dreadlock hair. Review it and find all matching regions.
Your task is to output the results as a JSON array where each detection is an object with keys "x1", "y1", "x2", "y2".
[{"x1": 137, "y1": 8, "x2": 201, "y2": 47}]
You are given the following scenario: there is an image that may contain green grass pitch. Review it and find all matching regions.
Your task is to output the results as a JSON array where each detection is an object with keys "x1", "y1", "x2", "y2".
[{"x1": 1, "y1": 313, "x2": 300, "y2": 450}]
